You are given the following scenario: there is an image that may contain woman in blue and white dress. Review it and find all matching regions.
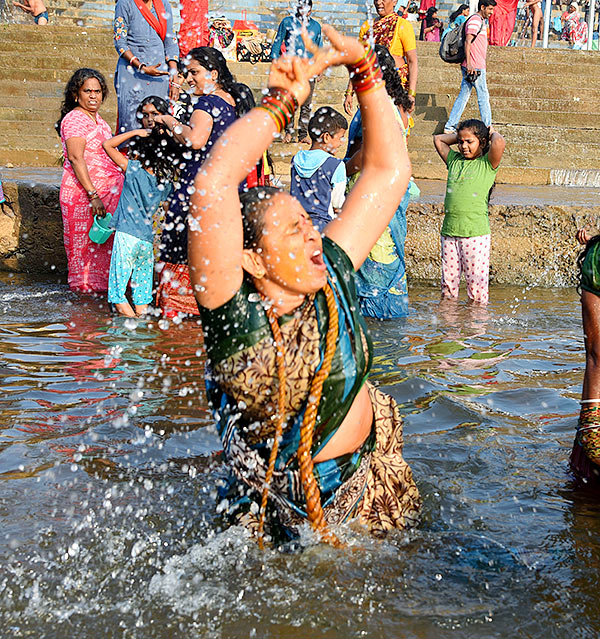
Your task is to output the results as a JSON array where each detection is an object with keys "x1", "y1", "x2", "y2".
[{"x1": 113, "y1": 0, "x2": 180, "y2": 134}]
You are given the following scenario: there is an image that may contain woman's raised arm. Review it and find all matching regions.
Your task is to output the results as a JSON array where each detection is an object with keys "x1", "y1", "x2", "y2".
[
  {"x1": 323, "y1": 30, "x2": 411, "y2": 270},
  {"x1": 188, "y1": 58, "x2": 312, "y2": 310}
]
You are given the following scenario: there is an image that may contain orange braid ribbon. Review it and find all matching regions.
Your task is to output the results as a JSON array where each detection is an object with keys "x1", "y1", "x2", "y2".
[{"x1": 257, "y1": 282, "x2": 343, "y2": 548}]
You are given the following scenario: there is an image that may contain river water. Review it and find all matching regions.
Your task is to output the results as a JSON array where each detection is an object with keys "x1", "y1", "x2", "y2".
[{"x1": 1, "y1": 272, "x2": 599, "y2": 638}]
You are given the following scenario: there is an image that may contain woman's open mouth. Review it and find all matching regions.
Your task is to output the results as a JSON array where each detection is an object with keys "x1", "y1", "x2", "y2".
[{"x1": 310, "y1": 249, "x2": 326, "y2": 270}]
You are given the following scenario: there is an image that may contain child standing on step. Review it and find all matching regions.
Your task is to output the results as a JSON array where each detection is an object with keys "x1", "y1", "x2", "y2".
[
  {"x1": 433, "y1": 119, "x2": 505, "y2": 304},
  {"x1": 290, "y1": 106, "x2": 347, "y2": 232},
  {"x1": 102, "y1": 99, "x2": 178, "y2": 317}
]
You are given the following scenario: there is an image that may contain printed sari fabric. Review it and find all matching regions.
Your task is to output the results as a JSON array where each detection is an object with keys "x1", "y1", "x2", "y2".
[
  {"x1": 179, "y1": 0, "x2": 209, "y2": 57},
  {"x1": 370, "y1": 12, "x2": 399, "y2": 48},
  {"x1": 561, "y1": 10, "x2": 587, "y2": 46},
  {"x1": 59, "y1": 109, "x2": 124, "y2": 293},
  {"x1": 200, "y1": 237, "x2": 420, "y2": 538},
  {"x1": 155, "y1": 262, "x2": 200, "y2": 317}
]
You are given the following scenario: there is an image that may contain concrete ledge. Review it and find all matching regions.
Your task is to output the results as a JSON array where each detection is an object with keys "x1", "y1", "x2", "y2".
[
  {"x1": 406, "y1": 181, "x2": 597, "y2": 287},
  {"x1": 0, "y1": 172, "x2": 596, "y2": 287},
  {"x1": 0, "y1": 170, "x2": 66, "y2": 273}
]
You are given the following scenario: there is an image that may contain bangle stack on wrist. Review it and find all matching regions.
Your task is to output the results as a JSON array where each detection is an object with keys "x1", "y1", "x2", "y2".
[
  {"x1": 258, "y1": 87, "x2": 299, "y2": 134},
  {"x1": 87, "y1": 189, "x2": 98, "y2": 200},
  {"x1": 347, "y1": 44, "x2": 384, "y2": 95}
]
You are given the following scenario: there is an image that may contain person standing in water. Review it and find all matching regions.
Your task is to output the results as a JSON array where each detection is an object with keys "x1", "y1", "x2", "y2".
[
  {"x1": 433, "y1": 119, "x2": 505, "y2": 304},
  {"x1": 346, "y1": 44, "x2": 416, "y2": 319},
  {"x1": 570, "y1": 228, "x2": 600, "y2": 483},
  {"x1": 56, "y1": 68, "x2": 124, "y2": 293},
  {"x1": 152, "y1": 46, "x2": 254, "y2": 317},
  {"x1": 188, "y1": 26, "x2": 420, "y2": 544},
  {"x1": 102, "y1": 96, "x2": 178, "y2": 317}
]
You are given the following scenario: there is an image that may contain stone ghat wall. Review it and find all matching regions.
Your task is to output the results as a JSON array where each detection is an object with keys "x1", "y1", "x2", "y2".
[
  {"x1": 0, "y1": 176, "x2": 591, "y2": 288},
  {"x1": 0, "y1": 179, "x2": 67, "y2": 274},
  {"x1": 406, "y1": 200, "x2": 590, "y2": 288}
]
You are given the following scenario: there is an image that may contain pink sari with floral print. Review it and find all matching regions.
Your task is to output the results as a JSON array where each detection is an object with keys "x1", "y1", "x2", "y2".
[{"x1": 59, "y1": 109, "x2": 124, "y2": 293}]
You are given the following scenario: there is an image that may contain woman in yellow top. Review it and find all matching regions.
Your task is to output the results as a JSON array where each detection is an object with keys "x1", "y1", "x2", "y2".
[{"x1": 344, "y1": 0, "x2": 418, "y2": 115}]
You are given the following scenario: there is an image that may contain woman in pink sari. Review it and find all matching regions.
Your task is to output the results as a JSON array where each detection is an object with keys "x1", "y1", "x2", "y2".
[{"x1": 56, "y1": 68, "x2": 124, "y2": 293}]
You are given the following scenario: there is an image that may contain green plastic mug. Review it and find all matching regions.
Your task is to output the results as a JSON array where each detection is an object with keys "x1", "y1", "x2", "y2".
[{"x1": 88, "y1": 213, "x2": 114, "y2": 244}]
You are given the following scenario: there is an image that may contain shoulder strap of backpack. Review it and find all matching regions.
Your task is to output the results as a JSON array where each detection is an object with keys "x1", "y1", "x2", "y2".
[{"x1": 464, "y1": 14, "x2": 484, "y2": 42}]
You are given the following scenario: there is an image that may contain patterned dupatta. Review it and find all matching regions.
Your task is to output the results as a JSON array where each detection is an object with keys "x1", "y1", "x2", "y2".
[
  {"x1": 363, "y1": 12, "x2": 409, "y2": 86},
  {"x1": 133, "y1": 0, "x2": 167, "y2": 41},
  {"x1": 201, "y1": 238, "x2": 373, "y2": 527},
  {"x1": 368, "y1": 12, "x2": 400, "y2": 49}
]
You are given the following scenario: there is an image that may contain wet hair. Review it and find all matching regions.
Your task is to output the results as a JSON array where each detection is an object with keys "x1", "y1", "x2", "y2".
[
  {"x1": 135, "y1": 95, "x2": 170, "y2": 123},
  {"x1": 449, "y1": 3, "x2": 469, "y2": 22},
  {"x1": 55, "y1": 68, "x2": 108, "y2": 135},
  {"x1": 130, "y1": 96, "x2": 180, "y2": 185},
  {"x1": 374, "y1": 45, "x2": 413, "y2": 114},
  {"x1": 186, "y1": 47, "x2": 254, "y2": 117},
  {"x1": 308, "y1": 107, "x2": 348, "y2": 142},
  {"x1": 240, "y1": 186, "x2": 283, "y2": 250},
  {"x1": 457, "y1": 118, "x2": 491, "y2": 155},
  {"x1": 457, "y1": 119, "x2": 495, "y2": 200},
  {"x1": 478, "y1": 0, "x2": 497, "y2": 8}
]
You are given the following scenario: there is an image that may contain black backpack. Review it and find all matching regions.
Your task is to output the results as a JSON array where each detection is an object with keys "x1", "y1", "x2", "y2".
[{"x1": 439, "y1": 15, "x2": 483, "y2": 63}]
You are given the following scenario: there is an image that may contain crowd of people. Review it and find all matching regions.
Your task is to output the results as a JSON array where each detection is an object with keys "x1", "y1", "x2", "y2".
[{"x1": 52, "y1": 0, "x2": 599, "y2": 545}]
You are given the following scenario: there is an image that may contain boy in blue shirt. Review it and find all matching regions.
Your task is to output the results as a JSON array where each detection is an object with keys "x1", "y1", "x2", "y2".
[
  {"x1": 271, "y1": 0, "x2": 322, "y2": 143},
  {"x1": 290, "y1": 107, "x2": 348, "y2": 232}
]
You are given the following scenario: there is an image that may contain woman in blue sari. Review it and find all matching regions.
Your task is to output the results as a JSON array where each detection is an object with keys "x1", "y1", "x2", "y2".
[
  {"x1": 346, "y1": 45, "x2": 416, "y2": 319},
  {"x1": 113, "y1": 0, "x2": 179, "y2": 134}
]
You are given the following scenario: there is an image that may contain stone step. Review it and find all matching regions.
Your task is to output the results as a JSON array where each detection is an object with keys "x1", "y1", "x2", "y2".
[
  {"x1": 0, "y1": 52, "x2": 115, "y2": 71},
  {"x1": 0, "y1": 24, "x2": 112, "y2": 45},
  {"x1": 270, "y1": 137, "x2": 600, "y2": 172},
  {"x1": 0, "y1": 148, "x2": 60, "y2": 167},
  {"x1": 417, "y1": 40, "x2": 600, "y2": 64},
  {"x1": 270, "y1": 156, "x2": 554, "y2": 186}
]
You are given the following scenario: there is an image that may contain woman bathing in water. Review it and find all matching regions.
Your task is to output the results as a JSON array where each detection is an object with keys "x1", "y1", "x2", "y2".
[
  {"x1": 188, "y1": 26, "x2": 421, "y2": 545},
  {"x1": 571, "y1": 227, "x2": 600, "y2": 484}
]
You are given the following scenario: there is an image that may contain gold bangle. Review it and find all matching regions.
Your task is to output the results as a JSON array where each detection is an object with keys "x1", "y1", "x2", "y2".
[{"x1": 408, "y1": 89, "x2": 416, "y2": 97}]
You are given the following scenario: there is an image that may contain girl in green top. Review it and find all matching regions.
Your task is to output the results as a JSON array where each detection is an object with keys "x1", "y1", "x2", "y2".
[{"x1": 433, "y1": 119, "x2": 505, "y2": 304}]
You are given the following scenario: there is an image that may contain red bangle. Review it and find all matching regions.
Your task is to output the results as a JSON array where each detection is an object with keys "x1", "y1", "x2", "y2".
[
  {"x1": 258, "y1": 87, "x2": 299, "y2": 134},
  {"x1": 347, "y1": 44, "x2": 384, "y2": 95}
]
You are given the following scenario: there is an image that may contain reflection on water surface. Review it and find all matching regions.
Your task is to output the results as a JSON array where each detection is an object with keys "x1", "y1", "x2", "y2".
[{"x1": 1, "y1": 272, "x2": 600, "y2": 638}]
